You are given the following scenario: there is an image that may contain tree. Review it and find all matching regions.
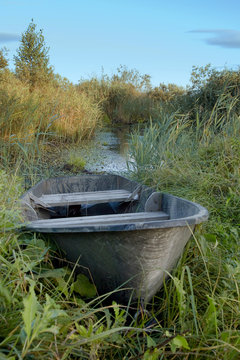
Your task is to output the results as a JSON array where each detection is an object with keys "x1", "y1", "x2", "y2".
[
  {"x1": 14, "y1": 20, "x2": 53, "y2": 89},
  {"x1": 0, "y1": 47, "x2": 8, "y2": 69}
]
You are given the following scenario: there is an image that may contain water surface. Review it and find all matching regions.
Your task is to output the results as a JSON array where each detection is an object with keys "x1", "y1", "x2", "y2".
[{"x1": 78, "y1": 125, "x2": 135, "y2": 174}]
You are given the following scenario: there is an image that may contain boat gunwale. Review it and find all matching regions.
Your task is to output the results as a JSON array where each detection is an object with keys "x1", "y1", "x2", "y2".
[
  {"x1": 21, "y1": 174, "x2": 209, "y2": 233},
  {"x1": 23, "y1": 197, "x2": 208, "y2": 233}
]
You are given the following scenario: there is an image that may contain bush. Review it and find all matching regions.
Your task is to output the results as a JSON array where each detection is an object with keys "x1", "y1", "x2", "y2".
[
  {"x1": 176, "y1": 65, "x2": 240, "y2": 127},
  {"x1": 78, "y1": 67, "x2": 156, "y2": 124}
]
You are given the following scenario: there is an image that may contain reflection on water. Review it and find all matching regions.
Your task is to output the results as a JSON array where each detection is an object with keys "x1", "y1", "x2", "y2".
[
  {"x1": 79, "y1": 125, "x2": 136, "y2": 174},
  {"x1": 112, "y1": 126, "x2": 131, "y2": 156}
]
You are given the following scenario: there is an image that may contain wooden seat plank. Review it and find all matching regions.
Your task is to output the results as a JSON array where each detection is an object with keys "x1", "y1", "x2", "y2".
[
  {"x1": 28, "y1": 211, "x2": 169, "y2": 229},
  {"x1": 37, "y1": 189, "x2": 134, "y2": 207}
]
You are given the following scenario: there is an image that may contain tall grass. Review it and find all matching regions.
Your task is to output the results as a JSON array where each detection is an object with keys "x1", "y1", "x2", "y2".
[
  {"x1": 35, "y1": 83, "x2": 102, "y2": 142},
  {"x1": 0, "y1": 69, "x2": 102, "y2": 146},
  {"x1": 78, "y1": 67, "x2": 159, "y2": 125},
  {"x1": 1, "y1": 66, "x2": 240, "y2": 358},
  {"x1": 128, "y1": 98, "x2": 240, "y2": 223},
  {"x1": 1, "y1": 171, "x2": 197, "y2": 358},
  {"x1": 127, "y1": 94, "x2": 240, "y2": 358},
  {"x1": 1, "y1": 150, "x2": 239, "y2": 358}
]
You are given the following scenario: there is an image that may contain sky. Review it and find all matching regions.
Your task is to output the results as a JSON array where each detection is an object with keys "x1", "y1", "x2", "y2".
[{"x1": 0, "y1": 0, "x2": 240, "y2": 88}]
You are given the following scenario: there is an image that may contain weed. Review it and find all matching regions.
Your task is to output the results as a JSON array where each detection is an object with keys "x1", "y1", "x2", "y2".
[{"x1": 68, "y1": 152, "x2": 86, "y2": 172}]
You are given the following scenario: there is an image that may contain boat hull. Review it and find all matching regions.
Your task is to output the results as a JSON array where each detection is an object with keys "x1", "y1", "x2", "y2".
[
  {"x1": 21, "y1": 174, "x2": 208, "y2": 304},
  {"x1": 53, "y1": 225, "x2": 193, "y2": 303}
]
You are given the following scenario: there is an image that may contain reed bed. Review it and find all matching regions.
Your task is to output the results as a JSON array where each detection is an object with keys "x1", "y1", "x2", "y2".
[
  {"x1": 0, "y1": 69, "x2": 102, "y2": 146},
  {"x1": 0, "y1": 66, "x2": 240, "y2": 358},
  {"x1": 77, "y1": 67, "x2": 156, "y2": 125},
  {"x1": 127, "y1": 94, "x2": 240, "y2": 358}
]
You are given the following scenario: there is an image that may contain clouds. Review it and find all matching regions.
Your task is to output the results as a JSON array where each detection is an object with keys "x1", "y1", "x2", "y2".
[
  {"x1": 189, "y1": 29, "x2": 240, "y2": 49},
  {"x1": 0, "y1": 33, "x2": 20, "y2": 43}
]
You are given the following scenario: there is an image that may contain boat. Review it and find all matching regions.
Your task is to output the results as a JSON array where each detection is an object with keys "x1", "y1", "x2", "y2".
[{"x1": 20, "y1": 174, "x2": 208, "y2": 304}]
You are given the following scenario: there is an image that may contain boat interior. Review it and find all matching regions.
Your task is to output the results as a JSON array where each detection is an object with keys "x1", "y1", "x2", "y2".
[
  {"x1": 20, "y1": 174, "x2": 204, "y2": 229},
  {"x1": 21, "y1": 175, "x2": 173, "y2": 226}
]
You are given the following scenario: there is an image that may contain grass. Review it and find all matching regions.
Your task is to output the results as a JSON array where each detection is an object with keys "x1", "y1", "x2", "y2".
[
  {"x1": 1, "y1": 169, "x2": 239, "y2": 358},
  {"x1": 0, "y1": 66, "x2": 240, "y2": 358},
  {"x1": 78, "y1": 67, "x2": 160, "y2": 125},
  {"x1": 67, "y1": 151, "x2": 87, "y2": 172},
  {"x1": 0, "y1": 69, "x2": 102, "y2": 147},
  {"x1": 126, "y1": 95, "x2": 240, "y2": 358}
]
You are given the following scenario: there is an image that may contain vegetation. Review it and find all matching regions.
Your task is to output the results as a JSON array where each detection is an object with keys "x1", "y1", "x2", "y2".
[
  {"x1": 14, "y1": 20, "x2": 54, "y2": 90},
  {"x1": 0, "y1": 21, "x2": 101, "y2": 166},
  {"x1": 78, "y1": 66, "x2": 162, "y2": 124},
  {"x1": 0, "y1": 19, "x2": 240, "y2": 359},
  {"x1": 127, "y1": 82, "x2": 240, "y2": 358},
  {"x1": 67, "y1": 151, "x2": 87, "y2": 172},
  {"x1": 0, "y1": 48, "x2": 8, "y2": 69}
]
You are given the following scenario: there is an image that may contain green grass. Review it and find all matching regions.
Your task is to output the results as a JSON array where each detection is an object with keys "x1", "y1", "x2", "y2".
[
  {"x1": 0, "y1": 68, "x2": 240, "y2": 358},
  {"x1": 1, "y1": 118, "x2": 239, "y2": 358},
  {"x1": 126, "y1": 96, "x2": 240, "y2": 358},
  {"x1": 68, "y1": 151, "x2": 87, "y2": 172},
  {"x1": 1, "y1": 168, "x2": 239, "y2": 358}
]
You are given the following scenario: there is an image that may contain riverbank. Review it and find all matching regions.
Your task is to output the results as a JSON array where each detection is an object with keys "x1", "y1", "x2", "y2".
[
  {"x1": 15, "y1": 124, "x2": 134, "y2": 190},
  {"x1": 0, "y1": 65, "x2": 240, "y2": 358},
  {"x1": 1, "y1": 108, "x2": 239, "y2": 359}
]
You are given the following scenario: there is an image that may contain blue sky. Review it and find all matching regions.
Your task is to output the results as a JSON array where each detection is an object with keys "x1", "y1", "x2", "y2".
[{"x1": 0, "y1": 0, "x2": 240, "y2": 87}]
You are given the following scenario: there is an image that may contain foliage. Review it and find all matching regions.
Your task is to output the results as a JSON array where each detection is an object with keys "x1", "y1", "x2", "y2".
[
  {"x1": 0, "y1": 170, "x2": 23, "y2": 230},
  {"x1": 178, "y1": 65, "x2": 240, "y2": 123},
  {"x1": 46, "y1": 83, "x2": 101, "y2": 142},
  {"x1": 0, "y1": 48, "x2": 8, "y2": 69},
  {"x1": 148, "y1": 83, "x2": 185, "y2": 102},
  {"x1": 67, "y1": 151, "x2": 86, "y2": 171},
  {"x1": 14, "y1": 20, "x2": 53, "y2": 89},
  {"x1": 1, "y1": 29, "x2": 240, "y2": 356},
  {"x1": 190, "y1": 63, "x2": 214, "y2": 91},
  {"x1": 0, "y1": 67, "x2": 101, "y2": 170},
  {"x1": 127, "y1": 96, "x2": 240, "y2": 357},
  {"x1": 78, "y1": 66, "x2": 156, "y2": 124},
  {"x1": 111, "y1": 65, "x2": 152, "y2": 91},
  {"x1": 128, "y1": 101, "x2": 240, "y2": 224},
  {"x1": 78, "y1": 66, "x2": 187, "y2": 125}
]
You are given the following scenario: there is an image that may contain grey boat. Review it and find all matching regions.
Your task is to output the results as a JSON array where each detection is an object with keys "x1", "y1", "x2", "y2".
[{"x1": 21, "y1": 174, "x2": 208, "y2": 304}]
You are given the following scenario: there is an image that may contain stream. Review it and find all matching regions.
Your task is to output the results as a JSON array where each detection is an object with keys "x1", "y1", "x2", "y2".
[{"x1": 76, "y1": 125, "x2": 136, "y2": 174}]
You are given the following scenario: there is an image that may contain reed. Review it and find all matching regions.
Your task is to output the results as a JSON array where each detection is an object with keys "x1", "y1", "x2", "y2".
[
  {"x1": 78, "y1": 68, "x2": 157, "y2": 125},
  {"x1": 1, "y1": 110, "x2": 239, "y2": 358},
  {"x1": 35, "y1": 83, "x2": 102, "y2": 142},
  {"x1": 0, "y1": 69, "x2": 102, "y2": 146},
  {"x1": 0, "y1": 66, "x2": 240, "y2": 358},
  {"x1": 126, "y1": 94, "x2": 240, "y2": 358}
]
